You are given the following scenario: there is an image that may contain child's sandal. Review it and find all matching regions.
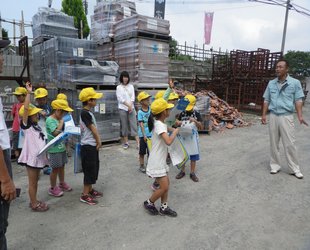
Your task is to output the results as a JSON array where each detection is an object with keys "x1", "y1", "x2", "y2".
[{"x1": 31, "y1": 201, "x2": 49, "y2": 212}]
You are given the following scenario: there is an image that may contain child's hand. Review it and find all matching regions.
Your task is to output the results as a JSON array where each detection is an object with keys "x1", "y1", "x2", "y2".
[
  {"x1": 40, "y1": 110, "x2": 47, "y2": 117},
  {"x1": 25, "y1": 82, "x2": 32, "y2": 93},
  {"x1": 96, "y1": 142, "x2": 101, "y2": 151},
  {"x1": 144, "y1": 135, "x2": 147, "y2": 142}
]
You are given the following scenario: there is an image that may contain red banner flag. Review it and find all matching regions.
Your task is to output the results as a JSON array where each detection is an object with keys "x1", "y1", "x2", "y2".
[{"x1": 204, "y1": 12, "x2": 214, "y2": 45}]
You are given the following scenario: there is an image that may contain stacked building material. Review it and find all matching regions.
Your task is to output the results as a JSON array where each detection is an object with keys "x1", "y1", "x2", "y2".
[
  {"x1": 112, "y1": 14, "x2": 170, "y2": 86},
  {"x1": 175, "y1": 88, "x2": 248, "y2": 132},
  {"x1": 210, "y1": 48, "x2": 282, "y2": 110},
  {"x1": 32, "y1": 37, "x2": 99, "y2": 87},
  {"x1": 32, "y1": 7, "x2": 78, "y2": 46},
  {"x1": 91, "y1": 0, "x2": 137, "y2": 42}
]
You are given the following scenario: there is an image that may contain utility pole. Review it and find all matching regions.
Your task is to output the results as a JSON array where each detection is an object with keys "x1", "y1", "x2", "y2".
[{"x1": 281, "y1": 0, "x2": 291, "y2": 54}]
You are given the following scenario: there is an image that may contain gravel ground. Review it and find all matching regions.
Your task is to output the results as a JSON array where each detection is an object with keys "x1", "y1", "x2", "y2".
[{"x1": 6, "y1": 101, "x2": 310, "y2": 250}]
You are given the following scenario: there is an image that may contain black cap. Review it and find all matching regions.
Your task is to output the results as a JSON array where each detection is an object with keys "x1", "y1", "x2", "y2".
[{"x1": 0, "y1": 39, "x2": 11, "y2": 49}]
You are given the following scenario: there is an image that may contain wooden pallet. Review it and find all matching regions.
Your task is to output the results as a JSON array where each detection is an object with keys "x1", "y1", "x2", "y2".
[{"x1": 114, "y1": 31, "x2": 171, "y2": 43}]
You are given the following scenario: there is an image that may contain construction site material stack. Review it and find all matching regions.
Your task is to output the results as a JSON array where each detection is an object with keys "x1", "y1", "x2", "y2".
[
  {"x1": 31, "y1": 7, "x2": 121, "y2": 143},
  {"x1": 93, "y1": 0, "x2": 137, "y2": 61},
  {"x1": 211, "y1": 48, "x2": 282, "y2": 110},
  {"x1": 113, "y1": 14, "x2": 170, "y2": 87},
  {"x1": 32, "y1": 7, "x2": 78, "y2": 46}
]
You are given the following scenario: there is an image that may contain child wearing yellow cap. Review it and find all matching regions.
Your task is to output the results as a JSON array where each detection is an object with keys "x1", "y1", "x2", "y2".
[
  {"x1": 34, "y1": 87, "x2": 52, "y2": 175},
  {"x1": 79, "y1": 87, "x2": 103, "y2": 205},
  {"x1": 18, "y1": 82, "x2": 49, "y2": 212},
  {"x1": 143, "y1": 98, "x2": 179, "y2": 217},
  {"x1": 175, "y1": 94, "x2": 202, "y2": 182},
  {"x1": 46, "y1": 99, "x2": 73, "y2": 197},
  {"x1": 137, "y1": 91, "x2": 152, "y2": 173},
  {"x1": 11, "y1": 87, "x2": 27, "y2": 159}
]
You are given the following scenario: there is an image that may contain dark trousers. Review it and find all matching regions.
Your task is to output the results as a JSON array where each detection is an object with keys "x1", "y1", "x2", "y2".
[{"x1": 0, "y1": 149, "x2": 12, "y2": 250}]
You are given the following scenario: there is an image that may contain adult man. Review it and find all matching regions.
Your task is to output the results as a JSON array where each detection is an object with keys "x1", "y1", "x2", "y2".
[
  {"x1": 0, "y1": 39, "x2": 16, "y2": 249},
  {"x1": 262, "y1": 59, "x2": 307, "y2": 179}
]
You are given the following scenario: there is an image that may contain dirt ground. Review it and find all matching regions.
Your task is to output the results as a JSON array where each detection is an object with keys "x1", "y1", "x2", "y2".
[{"x1": 6, "y1": 100, "x2": 310, "y2": 250}]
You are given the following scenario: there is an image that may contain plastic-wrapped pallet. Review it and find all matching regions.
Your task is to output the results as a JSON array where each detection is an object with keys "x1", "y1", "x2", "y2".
[
  {"x1": 195, "y1": 96, "x2": 211, "y2": 132},
  {"x1": 91, "y1": 0, "x2": 137, "y2": 42},
  {"x1": 114, "y1": 14, "x2": 170, "y2": 38},
  {"x1": 32, "y1": 7, "x2": 78, "y2": 39},
  {"x1": 97, "y1": 42, "x2": 114, "y2": 61},
  {"x1": 114, "y1": 37, "x2": 169, "y2": 84}
]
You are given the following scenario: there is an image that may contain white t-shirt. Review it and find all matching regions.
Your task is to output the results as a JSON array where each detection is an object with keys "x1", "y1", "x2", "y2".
[
  {"x1": 116, "y1": 84, "x2": 135, "y2": 111},
  {"x1": 0, "y1": 97, "x2": 11, "y2": 150},
  {"x1": 146, "y1": 119, "x2": 169, "y2": 178}
]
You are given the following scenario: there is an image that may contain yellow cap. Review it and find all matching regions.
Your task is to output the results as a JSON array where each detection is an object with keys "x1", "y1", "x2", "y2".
[
  {"x1": 155, "y1": 90, "x2": 165, "y2": 100},
  {"x1": 168, "y1": 92, "x2": 179, "y2": 101},
  {"x1": 185, "y1": 94, "x2": 196, "y2": 111},
  {"x1": 151, "y1": 98, "x2": 174, "y2": 115},
  {"x1": 51, "y1": 99, "x2": 73, "y2": 112},
  {"x1": 19, "y1": 103, "x2": 42, "y2": 117},
  {"x1": 13, "y1": 87, "x2": 27, "y2": 96},
  {"x1": 79, "y1": 87, "x2": 103, "y2": 102},
  {"x1": 56, "y1": 93, "x2": 67, "y2": 101},
  {"x1": 137, "y1": 91, "x2": 151, "y2": 102},
  {"x1": 34, "y1": 88, "x2": 48, "y2": 99}
]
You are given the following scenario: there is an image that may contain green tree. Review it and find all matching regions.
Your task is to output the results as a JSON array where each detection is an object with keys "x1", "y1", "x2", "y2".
[
  {"x1": 62, "y1": 0, "x2": 90, "y2": 39},
  {"x1": 169, "y1": 38, "x2": 193, "y2": 61},
  {"x1": 1, "y1": 28, "x2": 8, "y2": 39},
  {"x1": 284, "y1": 51, "x2": 310, "y2": 77}
]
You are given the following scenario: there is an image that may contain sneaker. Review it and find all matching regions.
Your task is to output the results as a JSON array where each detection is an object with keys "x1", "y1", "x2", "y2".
[
  {"x1": 190, "y1": 173, "x2": 199, "y2": 182},
  {"x1": 143, "y1": 200, "x2": 159, "y2": 215},
  {"x1": 48, "y1": 186, "x2": 64, "y2": 197},
  {"x1": 59, "y1": 182, "x2": 72, "y2": 192},
  {"x1": 80, "y1": 194, "x2": 98, "y2": 205},
  {"x1": 176, "y1": 171, "x2": 185, "y2": 179},
  {"x1": 123, "y1": 143, "x2": 129, "y2": 149},
  {"x1": 294, "y1": 171, "x2": 303, "y2": 179},
  {"x1": 159, "y1": 206, "x2": 177, "y2": 217},
  {"x1": 151, "y1": 182, "x2": 160, "y2": 191},
  {"x1": 43, "y1": 166, "x2": 52, "y2": 175},
  {"x1": 89, "y1": 189, "x2": 103, "y2": 198},
  {"x1": 270, "y1": 169, "x2": 280, "y2": 174},
  {"x1": 139, "y1": 165, "x2": 146, "y2": 173}
]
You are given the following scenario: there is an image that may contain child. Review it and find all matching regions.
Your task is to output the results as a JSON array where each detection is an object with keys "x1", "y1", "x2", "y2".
[
  {"x1": 137, "y1": 91, "x2": 152, "y2": 173},
  {"x1": 34, "y1": 87, "x2": 52, "y2": 175},
  {"x1": 11, "y1": 87, "x2": 27, "y2": 159},
  {"x1": 175, "y1": 94, "x2": 202, "y2": 182},
  {"x1": 79, "y1": 87, "x2": 103, "y2": 205},
  {"x1": 144, "y1": 98, "x2": 179, "y2": 217},
  {"x1": 46, "y1": 99, "x2": 73, "y2": 197},
  {"x1": 18, "y1": 82, "x2": 49, "y2": 212}
]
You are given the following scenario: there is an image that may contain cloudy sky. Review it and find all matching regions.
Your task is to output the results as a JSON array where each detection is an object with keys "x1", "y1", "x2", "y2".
[{"x1": 1, "y1": 0, "x2": 310, "y2": 53}]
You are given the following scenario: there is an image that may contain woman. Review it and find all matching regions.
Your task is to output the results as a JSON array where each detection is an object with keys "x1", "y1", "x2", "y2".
[{"x1": 116, "y1": 71, "x2": 139, "y2": 149}]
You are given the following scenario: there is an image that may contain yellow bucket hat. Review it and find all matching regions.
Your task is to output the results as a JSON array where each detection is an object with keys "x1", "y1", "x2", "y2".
[
  {"x1": 137, "y1": 91, "x2": 151, "y2": 102},
  {"x1": 79, "y1": 87, "x2": 103, "y2": 102},
  {"x1": 19, "y1": 104, "x2": 42, "y2": 117},
  {"x1": 34, "y1": 88, "x2": 48, "y2": 99},
  {"x1": 13, "y1": 87, "x2": 27, "y2": 96},
  {"x1": 56, "y1": 93, "x2": 67, "y2": 101},
  {"x1": 151, "y1": 98, "x2": 174, "y2": 115},
  {"x1": 51, "y1": 99, "x2": 73, "y2": 112},
  {"x1": 185, "y1": 94, "x2": 196, "y2": 111},
  {"x1": 155, "y1": 90, "x2": 165, "y2": 100},
  {"x1": 168, "y1": 92, "x2": 179, "y2": 101}
]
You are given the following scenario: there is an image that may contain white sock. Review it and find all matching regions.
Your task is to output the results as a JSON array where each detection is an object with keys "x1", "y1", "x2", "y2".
[
  {"x1": 161, "y1": 202, "x2": 168, "y2": 209},
  {"x1": 147, "y1": 199, "x2": 154, "y2": 205}
]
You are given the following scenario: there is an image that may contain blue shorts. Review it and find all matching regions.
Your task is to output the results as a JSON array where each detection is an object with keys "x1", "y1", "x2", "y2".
[{"x1": 190, "y1": 154, "x2": 200, "y2": 161}]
